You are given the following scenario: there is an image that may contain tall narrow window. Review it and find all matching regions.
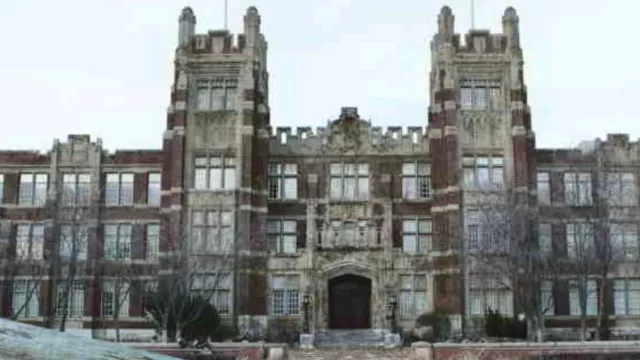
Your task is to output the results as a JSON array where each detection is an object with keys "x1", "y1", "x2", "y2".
[
  {"x1": 195, "y1": 79, "x2": 238, "y2": 111},
  {"x1": 146, "y1": 224, "x2": 160, "y2": 261},
  {"x1": 402, "y1": 219, "x2": 432, "y2": 254},
  {"x1": 101, "y1": 280, "x2": 130, "y2": 317},
  {"x1": 537, "y1": 172, "x2": 551, "y2": 204},
  {"x1": 271, "y1": 275, "x2": 300, "y2": 316},
  {"x1": 267, "y1": 220, "x2": 297, "y2": 254},
  {"x1": 607, "y1": 172, "x2": 637, "y2": 206},
  {"x1": 541, "y1": 281, "x2": 555, "y2": 315},
  {"x1": 610, "y1": 223, "x2": 639, "y2": 261},
  {"x1": 538, "y1": 223, "x2": 552, "y2": 255},
  {"x1": 468, "y1": 276, "x2": 513, "y2": 316},
  {"x1": 191, "y1": 273, "x2": 232, "y2": 315},
  {"x1": 15, "y1": 223, "x2": 44, "y2": 260},
  {"x1": 564, "y1": 172, "x2": 592, "y2": 206},
  {"x1": 399, "y1": 275, "x2": 427, "y2": 318},
  {"x1": 12, "y1": 280, "x2": 40, "y2": 318},
  {"x1": 18, "y1": 173, "x2": 48, "y2": 206},
  {"x1": 59, "y1": 225, "x2": 88, "y2": 261},
  {"x1": 105, "y1": 173, "x2": 134, "y2": 206},
  {"x1": 566, "y1": 222, "x2": 594, "y2": 259},
  {"x1": 147, "y1": 173, "x2": 161, "y2": 206},
  {"x1": 268, "y1": 163, "x2": 298, "y2": 200},
  {"x1": 569, "y1": 280, "x2": 598, "y2": 316},
  {"x1": 56, "y1": 280, "x2": 85, "y2": 318},
  {"x1": 402, "y1": 163, "x2": 431, "y2": 199},
  {"x1": 194, "y1": 156, "x2": 236, "y2": 190},
  {"x1": 463, "y1": 156, "x2": 503, "y2": 189},
  {"x1": 191, "y1": 210, "x2": 234, "y2": 254},
  {"x1": 62, "y1": 173, "x2": 91, "y2": 206},
  {"x1": 104, "y1": 224, "x2": 132, "y2": 260},
  {"x1": 330, "y1": 163, "x2": 369, "y2": 200},
  {"x1": 614, "y1": 279, "x2": 640, "y2": 315},
  {"x1": 0, "y1": 174, "x2": 4, "y2": 204}
]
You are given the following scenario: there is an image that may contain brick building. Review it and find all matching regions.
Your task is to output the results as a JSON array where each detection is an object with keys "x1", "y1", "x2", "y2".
[{"x1": 1, "y1": 5, "x2": 640, "y2": 341}]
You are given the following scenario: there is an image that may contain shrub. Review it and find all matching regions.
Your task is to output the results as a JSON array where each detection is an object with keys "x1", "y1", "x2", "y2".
[
  {"x1": 415, "y1": 307, "x2": 452, "y2": 342},
  {"x1": 484, "y1": 308, "x2": 526, "y2": 339}
]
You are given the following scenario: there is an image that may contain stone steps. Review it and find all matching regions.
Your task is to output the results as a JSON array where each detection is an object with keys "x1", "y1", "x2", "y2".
[{"x1": 313, "y1": 329, "x2": 389, "y2": 349}]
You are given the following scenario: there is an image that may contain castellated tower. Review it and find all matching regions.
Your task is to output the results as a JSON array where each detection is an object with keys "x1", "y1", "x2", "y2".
[
  {"x1": 428, "y1": 6, "x2": 535, "y2": 331},
  {"x1": 162, "y1": 6, "x2": 271, "y2": 331}
]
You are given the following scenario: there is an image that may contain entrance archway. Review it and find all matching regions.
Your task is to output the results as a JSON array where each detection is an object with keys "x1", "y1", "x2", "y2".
[{"x1": 328, "y1": 274, "x2": 371, "y2": 329}]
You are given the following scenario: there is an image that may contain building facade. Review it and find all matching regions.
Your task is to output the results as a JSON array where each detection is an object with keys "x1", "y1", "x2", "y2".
[{"x1": 1, "y1": 5, "x2": 640, "y2": 340}]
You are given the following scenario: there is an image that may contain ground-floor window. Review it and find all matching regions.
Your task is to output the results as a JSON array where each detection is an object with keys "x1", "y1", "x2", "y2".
[
  {"x1": 399, "y1": 274, "x2": 427, "y2": 318},
  {"x1": 614, "y1": 278, "x2": 640, "y2": 315},
  {"x1": 56, "y1": 280, "x2": 85, "y2": 318},
  {"x1": 12, "y1": 279, "x2": 40, "y2": 317},
  {"x1": 271, "y1": 275, "x2": 300, "y2": 316},
  {"x1": 468, "y1": 275, "x2": 513, "y2": 316},
  {"x1": 569, "y1": 279, "x2": 598, "y2": 316}
]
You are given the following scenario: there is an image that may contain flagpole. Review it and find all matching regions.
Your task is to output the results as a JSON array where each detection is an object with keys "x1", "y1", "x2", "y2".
[
  {"x1": 224, "y1": 0, "x2": 229, "y2": 29},
  {"x1": 471, "y1": 0, "x2": 475, "y2": 29}
]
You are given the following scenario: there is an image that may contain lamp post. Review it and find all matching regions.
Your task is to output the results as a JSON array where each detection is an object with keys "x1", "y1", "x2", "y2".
[
  {"x1": 302, "y1": 294, "x2": 311, "y2": 333},
  {"x1": 386, "y1": 293, "x2": 397, "y2": 333}
]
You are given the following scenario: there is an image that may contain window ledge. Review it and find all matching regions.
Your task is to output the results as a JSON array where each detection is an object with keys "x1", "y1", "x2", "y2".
[
  {"x1": 270, "y1": 252, "x2": 301, "y2": 258},
  {"x1": 268, "y1": 314, "x2": 301, "y2": 318}
]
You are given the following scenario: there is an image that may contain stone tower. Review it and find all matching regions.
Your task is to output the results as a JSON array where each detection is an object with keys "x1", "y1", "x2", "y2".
[
  {"x1": 161, "y1": 6, "x2": 271, "y2": 331},
  {"x1": 428, "y1": 6, "x2": 535, "y2": 331}
]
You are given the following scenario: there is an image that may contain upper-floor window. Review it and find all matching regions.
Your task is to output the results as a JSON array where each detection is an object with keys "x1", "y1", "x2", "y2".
[
  {"x1": 191, "y1": 210, "x2": 233, "y2": 254},
  {"x1": 538, "y1": 223, "x2": 552, "y2": 255},
  {"x1": 463, "y1": 156, "x2": 503, "y2": 190},
  {"x1": 460, "y1": 81, "x2": 501, "y2": 110},
  {"x1": 105, "y1": 173, "x2": 134, "y2": 206},
  {"x1": 537, "y1": 172, "x2": 550, "y2": 204},
  {"x1": 606, "y1": 172, "x2": 636, "y2": 206},
  {"x1": 146, "y1": 224, "x2": 160, "y2": 261},
  {"x1": 610, "y1": 223, "x2": 639, "y2": 261},
  {"x1": 19, "y1": 173, "x2": 48, "y2": 206},
  {"x1": 402, "y1": 219, "x2": 432, "y2": 254},
  {"x1": 330, "y1": 163, "x2": 369, "y2": 200},
  {"x1": 196, "y1": 79, "x2": 238, "y2": 111},
  {"x1": 268, "y1": 163, "x2": 297, "y2": 200},
  {"x1": 194, "y1": 155, "x2": 236, "y2": 190},
  {"x1": 402, "y1": 163, "x2": 431, "y2": 199},
  {"x1": 468, "y1": 276, "x2": 513, "y2": 316},
  {"x1": 569, "y1": 279, "x2": 598, "y2": 316},
  {"x1": 0, "y1": 174, "x2": 4, "y2": 204},
  {"x1": 614, "y1": 279, "x2": 640, "y2": 316},
  {"x1": 541, "y1": 280, "x2": 555, "y2": 316},
  {"x1": 16, "y1": 223, "x2": 44, "y2": 260},
  {"x1": 564, "y1": 172, "x2": 592, "y2": 206},
  {"x1": 147, "y1": 173, "x2": 161, "y2": 206},
  {"x1": 566, "y1": 222, "x2": 594, "y2": 259},
  {"x1": 62, "y1": 173, "x2": 91, "y2": 206},
  {"x1": 59, "y1": 224, "x2": 88, "y2": 261},
  {"x1": 267, "y1": 219, "x2": 297, "y2": 254},
  {"x1": 104, "y1": 223, "x2": 132, "y2": 260}
]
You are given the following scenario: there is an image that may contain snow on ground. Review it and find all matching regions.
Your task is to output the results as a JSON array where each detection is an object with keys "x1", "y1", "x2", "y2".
[{"x1": 0, "y1": 317, "x2": 179, "y2": 360}]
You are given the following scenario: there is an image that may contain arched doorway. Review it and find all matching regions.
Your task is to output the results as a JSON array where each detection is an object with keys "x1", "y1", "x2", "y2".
[{"x1": 328, "y1": 274, "x2": 371, "y2": 329}]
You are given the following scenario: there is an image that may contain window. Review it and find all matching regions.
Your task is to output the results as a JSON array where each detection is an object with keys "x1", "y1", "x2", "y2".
[
  {"x1": 541, "y1": 281, "x2": 555, "y2": 315},
  {"x1": 56, "y1": 280, "x2": 85, "y2": 318},
  {"x1": 267, "y1": 220, "x2": 297, "y2": 254},
  {"x1": 330, "y1": 163, "x2": 369, "y2": 200},
  {"x1": 466, "y1": 210, "x2": 480, "y2": 251},
  {"x1": 463, "y1": 156, "x2": 503, "y2": 189},
  {"x1": 271, "y1": 275, "x2": 300, "y2": 316},
  {"x1": 538, "y1": 223, "x2": 552, "y2": 255},
  {"x1": 59, "y1": 225, "x2": 88, "y2": 261},
  {"x1": 468, "y1": 276, "x2": 513, "y2": 316},
  {"x1": 402, "y1": 163, "x2": 431, "y2": 199},
  {"x1": 569, "y1": 279, "x2": 598, "y2": 316},
  {"x1": 12, "y1": 280, "x2": 40, "y2": 318},
  {"x1": 61, "y1": 173, "x2": 91, "y2": 206},
  {"x1": 614, "y1": 279, "x2": 640, "y2": 315},
  {"x1": 101, "y1": 280, "x2": 130, "y2": 317},
  {"x1": 15, "y1": 223, "x2": 44, "y2": 260},
  {"x1": 268, "y1": 163, "x2": 297, "y2": 200},
  {"x1": 194, "y1": 156, "x2": 236, "y2": 190},
  {"x1": 18, "y1": 173, "x2": 48, "y2": 206},
  {"x1": 566, "y1": 222, "x2": 594, "y2": 259},
  {"x1": 537, "y1": 172, "x2": 550, "y2": 204},
  {"x1": 147, "y1": 173, "x2": 161, "y2": 206},
  {"x1": 0, "y1": 174, "x2": 4, "y2": 204},
  {"x1": 399, "y1": 275, "x2": 427, "y2": 318},
  {"x1": 191, "y1": 273, "x2": 231, "y2": 315},
  {"x1": 196, "y1": 79, "x2": 238, "y2": 111},
  {"x1": 104, "y1": 224, "x2": 132, "y2": 260},
  {"x1": 607, "y1": 172, "x2": 637, "y2": 206},
  {"x1": 564, "y1": 172, "x2": 592, "y2": 205},
  {"x1": 191, "y1": 210, "x2": 233, "y2": 254},
  {"x1": 105, "y1": 173, "x2": 134, "y2": 206},
  {"x1": 610, "y1": 223, "x2": 638, "y2": 261},
  {"x1": 465, "y1": 210, "x2": 503, "y2": 253},
  {"x1": 402, "y1": 219, "x2": 432, "y2": 254},
  {"x1": 460, "y1": 81, "x2": 501, "y2": 110},
  {"x1": 146, "y1": 224, "x2": 160, "y2": 261}
]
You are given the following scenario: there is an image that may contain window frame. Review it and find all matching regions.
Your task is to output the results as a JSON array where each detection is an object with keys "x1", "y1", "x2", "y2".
[
  {"x1": 267, "y1": 219, "x2": 298, "y2": 254},
  {"x1": 195, "y1": 79, "x2": 238, "y2": 111},
  {"x1": 104, "y1": 223, "x2": 133, "y2": 260},
  {"x1": 147, "y1": 172, "x2": 161, "y2": 206},
  {"x1": 268, "y1": 163, "x2": 298, "y2": 200},
  {"x1": 55, "y1": 279, "x2": 86, "y2": 318},
  {"x1": 59, "y1": 224, "x2": 89, "y2": 261},
  {"x1": 15, "y1": 223, "x2": 45, "y2": 260},
  {"x1": 401, "y1": 218, "x2": 432, "y2": 254},
  {"x1": 190, "y1": 210, "x2": 234, "y2": 254},
  {"x1": 329, "y1": 162, "x2": 370, "y2": 200},
  {"x1": 399, "y1": 274, "x2": 427, "y2": 318},
  {"x1": 270, "y1": 274, "x2": 300, "y2": 316},
  {"x1": 193, "y1": 155, "x2": 236, "y2": 190},
  {"x1": 191, "y1": 273, "x2": 232, "y2": 315},
  {"x1": 564, "y1": 172, "x2": 592, "y2": 206},
  {"x1": 614, "y1": 279, "x2": 640, "y2": 316},
  {"x1": 402, "y1": 162, "x2": 431, "y2": 199},
  {"x1": 104, "y1": 172, "x2": 134, "y2": 207},
  {"x1": 12, "y1": 279, "x2": 40, "y2": 318},
  {"x1": 463, "y1": 156, "x2": 504, "y2": 190},
  {"x1": 145, "y1": 223, "x2": 160, "y2": 261},
  {"x1": 101, "y1": 279, "x2": 130, "y2": 318},
  {"x1": 18, "y1": 173, "x2": 48, "y2": 206},
  {"x1": 568, "y1": 279, "x2": 598, "y2": 316},
  {"x1": 537, "y1": 172, "x2": 551, "y2": 204}
]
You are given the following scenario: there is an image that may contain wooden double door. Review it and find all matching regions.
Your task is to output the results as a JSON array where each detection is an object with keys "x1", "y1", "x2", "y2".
[{"x1": 328, "y1": 274, "x2": 371, "y2": 329}]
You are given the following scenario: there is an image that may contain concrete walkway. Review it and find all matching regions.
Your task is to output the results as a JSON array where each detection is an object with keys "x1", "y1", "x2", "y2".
[{"x1": 288, "y1": 348, "x2": 413, "y2": 360}]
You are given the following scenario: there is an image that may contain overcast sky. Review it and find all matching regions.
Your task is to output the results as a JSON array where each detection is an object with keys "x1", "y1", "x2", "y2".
[{"x1": 0, "y1": 0, "x2": 635, "y2": 151}]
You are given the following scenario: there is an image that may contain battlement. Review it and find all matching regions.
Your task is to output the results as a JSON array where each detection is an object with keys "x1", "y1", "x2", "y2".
[{"x1": 267, "y1": 126, "x2": 428, "y2": 145}]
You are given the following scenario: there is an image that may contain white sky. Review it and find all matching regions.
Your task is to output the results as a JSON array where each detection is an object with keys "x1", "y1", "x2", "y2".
[{"x1": 0, "y1": 0, "x2": 636, "y2": 151}]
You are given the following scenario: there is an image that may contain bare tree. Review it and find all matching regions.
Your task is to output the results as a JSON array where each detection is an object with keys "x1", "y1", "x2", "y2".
[{"x1": 102, "y1": 260, "x2": 138, "y2": 342}]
